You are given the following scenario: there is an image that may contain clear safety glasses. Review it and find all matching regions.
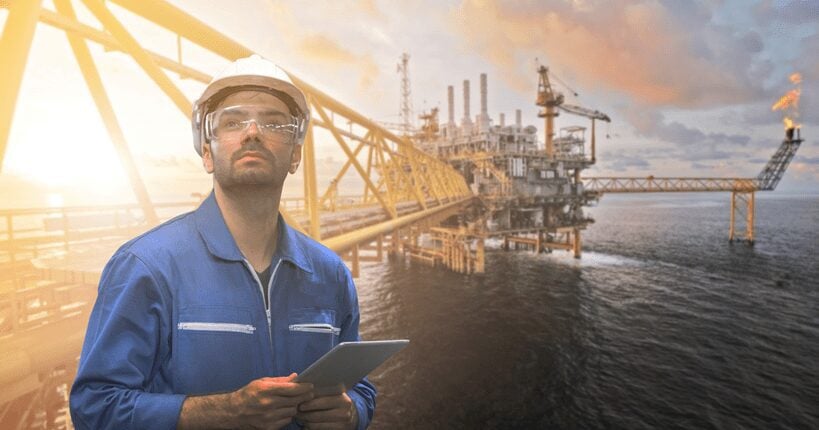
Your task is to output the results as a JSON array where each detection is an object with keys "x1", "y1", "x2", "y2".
[{"x1": 205, "y1": 105, "x2": 300, "y2": 143}]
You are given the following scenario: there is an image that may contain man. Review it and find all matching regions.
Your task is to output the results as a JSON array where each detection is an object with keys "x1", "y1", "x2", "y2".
[{"x1": 70, "y1": 55, "x2": 376, "y2": 430}]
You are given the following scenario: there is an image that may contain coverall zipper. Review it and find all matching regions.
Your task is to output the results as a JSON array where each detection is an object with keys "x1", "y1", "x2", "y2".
[{"x1": 243, "y1": 259, "x2": 284, "y2": 357}]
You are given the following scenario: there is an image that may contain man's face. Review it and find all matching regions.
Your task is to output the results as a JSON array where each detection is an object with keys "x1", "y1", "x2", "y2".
[{"x1": 202, "y1": 91, "x2": 301, "y2": 190}]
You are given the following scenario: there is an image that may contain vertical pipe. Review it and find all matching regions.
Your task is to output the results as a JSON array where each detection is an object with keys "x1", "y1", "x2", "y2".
[
  {"x1": 573, "y1": 228, "x2": 581, "y2": 258},
  {"x1": 476, "y1": 237, "x2": 485, "y2": 273},
  {"x1": 591, "y1": 118, "x2": 596, "y2": 163},
  {"x1": 0, "y1": 0, "x2": 43, "y2": 172},
  {"x1": 748, "y1": 192, "x2": 755, "y2": 244},
  {"x1": 447, "y1": 85, "x2": 455, "y2": 125},
  {"x1": 480, "y1": 73, "x2": 488, "y2": 117},
  {"x1": 351, "y1": 245, "x2": 360, "y2": 278},
  {"x1": 546, "y1": 107, "x2": 554, "y2": 158},
  {"x1": 302, "y1": 120, "x2": 320, "y2": 239},
  {"x1": 391, "y1": 230, "x2": 400, "y2": 256},
  {"x1": 462, "y1": 80, "x2": 471, "y2": 125},
  {"x1": 729, "y1": 192, "x2": 736, "y2": 241}
]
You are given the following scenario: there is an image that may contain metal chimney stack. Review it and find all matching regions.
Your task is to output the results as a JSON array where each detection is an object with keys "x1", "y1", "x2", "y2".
[
  {"x1": 500, "y1": 113, "x2": 505, "y2": 127},
  {"x1": 462, "y1": 80, "x2": 472, "y2": 127},
  {"x1": 480, "y1": 73, "x2": 488, "y2": 117},
  {"x1": 447, "y1": 85, "x2": 455, "y2": 125},
  {"x1": 478, "y1": 73, "x2": 490, "y2": 131},
  {"x1": 515, "y1": 109, "x2": 522, "y2": 129}
]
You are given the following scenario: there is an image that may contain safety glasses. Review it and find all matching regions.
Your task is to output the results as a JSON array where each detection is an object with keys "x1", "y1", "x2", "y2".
[{"x1": 204, "y1": 105, "x2": 300, "y2": 143}]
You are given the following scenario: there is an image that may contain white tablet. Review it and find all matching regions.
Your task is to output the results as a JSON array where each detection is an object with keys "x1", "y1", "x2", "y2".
[{"x1": 295, "y1": 340, "x2": 409, "y2": 393}]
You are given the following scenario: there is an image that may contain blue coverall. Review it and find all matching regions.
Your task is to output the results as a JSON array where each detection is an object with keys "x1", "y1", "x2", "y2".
[{"x1": 70, "y1": 192, "x2": 376, "y2": 429}]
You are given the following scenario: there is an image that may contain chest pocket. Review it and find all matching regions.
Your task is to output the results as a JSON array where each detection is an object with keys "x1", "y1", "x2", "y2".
[
  {"x1": 175, "y1": 306, "x2": 260, "y2": 394},
  {"x1": 287, "y1": 308, "x2": 339, "y2": 373}
]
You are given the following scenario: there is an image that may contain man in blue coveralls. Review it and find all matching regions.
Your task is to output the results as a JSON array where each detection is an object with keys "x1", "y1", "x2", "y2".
[{"x1": 70, "y1": 55, "x2": 376, "y2": 430}]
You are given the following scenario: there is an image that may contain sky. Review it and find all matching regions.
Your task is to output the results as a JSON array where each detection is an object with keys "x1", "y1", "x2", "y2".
[{"x1": 1, "y1": 0, "x2": 817, "y2": 209}]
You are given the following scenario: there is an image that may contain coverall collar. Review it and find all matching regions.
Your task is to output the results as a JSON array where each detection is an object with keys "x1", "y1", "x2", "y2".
[{"x1": 194, "y1": 191, "x2": 314, "y2": 273}]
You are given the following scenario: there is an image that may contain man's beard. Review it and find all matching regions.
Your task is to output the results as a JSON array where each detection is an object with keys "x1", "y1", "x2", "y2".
[{"x1": 214, "y1": 139, "x2": 289, "y2": 190}]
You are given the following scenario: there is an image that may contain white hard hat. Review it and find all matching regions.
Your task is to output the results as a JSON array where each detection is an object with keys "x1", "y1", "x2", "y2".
[{"x1": 191, "y1": 54, "x2": 310, "y2": 155}]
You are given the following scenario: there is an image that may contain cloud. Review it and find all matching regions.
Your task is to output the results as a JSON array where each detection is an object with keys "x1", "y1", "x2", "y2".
[
  {"x1": 607, "y1": 156, "x2": 651, "y2": 172},
  {"x1": 357, "y1": 0, "x2": 385, "y2": 19},
  {"x1": 263, "y1": 0, "x2": 380, "y2": 90},
  {"x1": 450, "y1": 0, "x2": 768, "y2": 108},
  {"x1": 795, "y1": 155, "x2": 819, "y2": 165},
  {"x1": 296, "y1": 34, "x2": 380, "y2": 88},
  {"x1": 754, "y1": 0, "x2": 819, "y2": 25},
  {"x1": 623, "y1": 106, "x2": 751, "y2": 148},
  {"x1": 598, "y1": 149, "x2": 655, "y2": 172}
]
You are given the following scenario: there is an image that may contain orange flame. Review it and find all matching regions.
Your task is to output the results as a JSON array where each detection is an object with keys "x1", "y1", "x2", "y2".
[
  {"x1": 771, "y1": 89, "x2": 800, "y2": 111},
  {"x1": 773, "y1": 71, "x2": 802, "y2": 130},
  {"x1": 783, "y1": 117, "x2": 794, "y2": 129}
]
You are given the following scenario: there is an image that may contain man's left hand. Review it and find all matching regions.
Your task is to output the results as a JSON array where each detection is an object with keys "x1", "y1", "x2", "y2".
[{"x1": 296, "y1": 385, "x2": 358, "y2": 430}]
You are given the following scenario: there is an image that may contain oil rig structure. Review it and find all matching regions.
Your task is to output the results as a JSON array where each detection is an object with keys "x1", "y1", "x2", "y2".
[{"x1": 402, "y1": 67, "x2": 610, "y2": 273}]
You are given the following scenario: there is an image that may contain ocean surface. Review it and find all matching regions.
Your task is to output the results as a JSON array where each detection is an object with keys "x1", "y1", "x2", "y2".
[{"x1": 353, "y1": 193, "x2": 819, "y2": 429}]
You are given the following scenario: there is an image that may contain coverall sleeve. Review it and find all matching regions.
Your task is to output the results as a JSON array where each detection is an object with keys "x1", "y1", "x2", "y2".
[
  {"x1": 70, "y1": 251, "x2": 185, "y2": 430},
  {"x1": 337, "y1": 262, "x2": 377, "y2": 430}
]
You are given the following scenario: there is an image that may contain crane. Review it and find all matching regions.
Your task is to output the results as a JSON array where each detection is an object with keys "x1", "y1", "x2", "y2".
[
  {"x1": 559, "y1": 103, "x2": 610, "y2": 163},
  {"x1": 536, "y1": 65, "x2": 610, "y2": 161},
  {"x1": 535, "y1": 65, "x2": 564, "y2": 158}
]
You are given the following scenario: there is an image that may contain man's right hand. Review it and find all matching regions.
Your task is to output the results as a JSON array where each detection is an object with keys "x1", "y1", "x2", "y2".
[
  {"x1": 230, "y1": 373, "x2": 314, "y2": 429},
  {"x1": 178, "y1": 373, "x2": 314, "y2": 430}
]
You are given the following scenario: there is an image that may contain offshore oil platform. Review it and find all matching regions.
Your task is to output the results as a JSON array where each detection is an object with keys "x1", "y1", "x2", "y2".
[
  {"x1": 0, "y1": 1, "x2": 805, "y2": 428},
  {"x1": 399, "y1": 67, "x2": 609, "y2": 273},
  {"x1": 393, "y1": 64, "x2": 802, "y2": 274}
]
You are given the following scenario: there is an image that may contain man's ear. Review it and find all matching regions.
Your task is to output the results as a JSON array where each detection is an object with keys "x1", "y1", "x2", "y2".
[
  {"x1": 202, "y1": 142, "x2": 215, "y2": 174},
  {"x1": 289, "y1": 143, "x2": 303, "y2": 174}
]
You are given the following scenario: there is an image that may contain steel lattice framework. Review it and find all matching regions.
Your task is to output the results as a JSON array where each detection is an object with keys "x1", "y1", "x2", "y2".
[
  {"x1": 0, "y1": 0, "x2": 473, "y2": 255},
  {"x1": 582, "y1": 133, "x2": 804, "y2": 243}
]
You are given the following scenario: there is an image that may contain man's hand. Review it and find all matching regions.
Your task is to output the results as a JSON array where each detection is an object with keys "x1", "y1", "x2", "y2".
[
  {"x1": 296, "y1": 384, "x2": 359, "y2": 430},
  {"x1": 177, "y1": 373, "x2": 314, "y2": 430}
]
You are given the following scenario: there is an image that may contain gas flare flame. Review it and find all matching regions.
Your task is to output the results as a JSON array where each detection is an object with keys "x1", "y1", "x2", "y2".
[
  {"x1": 772, "y1": 72, "x2": 802, "y2": 130},
  {"x1": 772, "y1": 89, "x2": 800, "y2": 111}
]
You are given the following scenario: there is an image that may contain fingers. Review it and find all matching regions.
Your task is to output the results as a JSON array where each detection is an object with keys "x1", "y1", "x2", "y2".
[
  {"x1": 296, "y1": 392, "x2": 354, "y2": 428},
  {"x1": 233, "y1": 376, "x2": 316, "y2": 428},
  {"x1": 264, "y1": 372, "x2": 297, "y2": 383},
  {"x1": 297, "y1": 407, "x2": 351, "y2": 423},
  {"x1": 298, "y1": 393, "x2": 348, "y2": 412},
  {"x1": 254, "y1": 374, "x2": 313, "y2": 397}
]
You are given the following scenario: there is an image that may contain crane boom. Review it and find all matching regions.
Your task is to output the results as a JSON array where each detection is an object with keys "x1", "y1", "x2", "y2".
[{"x1": 559, "y1": 104, "x2": 610, "y2": 122}]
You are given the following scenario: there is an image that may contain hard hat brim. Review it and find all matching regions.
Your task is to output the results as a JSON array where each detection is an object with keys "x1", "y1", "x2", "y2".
[{"x1": 197, "y1": 74, "x2": 308, "y2": 117}]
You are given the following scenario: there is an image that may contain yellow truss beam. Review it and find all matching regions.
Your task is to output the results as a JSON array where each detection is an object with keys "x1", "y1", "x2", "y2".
[
  {"x1": 311, "y1": 100, "x2": 398, "y2": 218},
  {"x1": 81, "y1": 0, "x2": 191, "y2": 116},
  {"x1": 0, "y1": 0, "x2": 42, "y2": 172},
  {"x1": 583, "y1": 177, "x2": 759, "y2": 193},
  {"x1": 54, "y1": 0, "x2": 159, "y2": 225},
  {"x1": 302, "y1": 122, "x2": 320, "y2": 239}
]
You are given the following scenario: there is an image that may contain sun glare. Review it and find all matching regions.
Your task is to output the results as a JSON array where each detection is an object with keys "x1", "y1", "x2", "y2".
[{"x1": 5, "y1": 114, "x2": 126, "y2": 188}]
